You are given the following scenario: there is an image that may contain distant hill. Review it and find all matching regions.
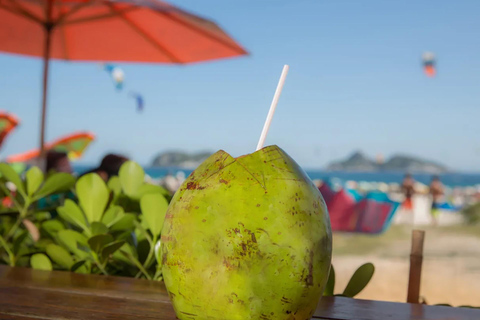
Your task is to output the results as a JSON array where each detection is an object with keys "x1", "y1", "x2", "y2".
[
  {"x1": 151, "y1": 151, "x2": 213, "y2": 168},
  {"x1": 327, "y1": 151, "x2": 377, "y2": 171},
  {"x1": 327, "y1": 151, "x2": 448, "y2": 173}
]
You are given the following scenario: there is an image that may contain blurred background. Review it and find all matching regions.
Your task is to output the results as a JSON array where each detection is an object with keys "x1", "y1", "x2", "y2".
[{"x1": 1, "y1": 0, "x2": 479, "y2": 306}]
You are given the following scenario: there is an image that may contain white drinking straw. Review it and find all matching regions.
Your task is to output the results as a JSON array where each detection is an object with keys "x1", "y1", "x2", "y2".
[{"x1": 256, "y1": 65, "x2": 289, "y2": 151}]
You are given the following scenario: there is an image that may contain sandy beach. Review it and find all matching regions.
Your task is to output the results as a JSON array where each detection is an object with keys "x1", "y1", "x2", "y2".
[{"x1": 332, "y1": 225, "x2": 480, "y2": 306}]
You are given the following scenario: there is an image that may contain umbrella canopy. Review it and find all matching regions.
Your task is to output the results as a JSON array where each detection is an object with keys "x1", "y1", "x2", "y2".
[
  {"x1": 7, "y1": 131, "x2": 95, "y2": 163},
  {"x1": 0, "y1": 112, "x2": 19, "y2": 149},
  {"x1": 0, "y1": 0, "x2": 247, "y2": 156}
]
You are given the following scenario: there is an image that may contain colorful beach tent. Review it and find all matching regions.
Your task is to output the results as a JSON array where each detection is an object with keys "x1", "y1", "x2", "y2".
[
  {"x1": 7, "y1": 132, "x2": 95, "y2": 163},
  {"x1": 319, "y1": 183, "x2": 400, "y2": 234},
  {"x1": 0, "y1": 112, "x2": 19, "y2": 149}
]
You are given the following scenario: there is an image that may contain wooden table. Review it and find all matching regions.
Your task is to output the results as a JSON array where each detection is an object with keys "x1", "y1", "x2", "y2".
[{"x1": 0, "y1": 266, "x2": 478, "y2": 320}]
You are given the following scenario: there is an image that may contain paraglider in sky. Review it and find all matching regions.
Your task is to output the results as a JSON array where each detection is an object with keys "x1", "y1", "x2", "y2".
[
  {"x1": 0, "y1": 112, "x2": 19, "y2": 150},
  {"x1": 422, "y1": 52, "x2": 436, "y2": 77},
  {"x1": 7, "y1": 132, "x2": 95, "y2": 163},
  {"x1": 103, "y1": 64, "x2": 125, "y2": 90},
  {"x1": 130, "y1": 92, "x2": 144, "y2": 112}
]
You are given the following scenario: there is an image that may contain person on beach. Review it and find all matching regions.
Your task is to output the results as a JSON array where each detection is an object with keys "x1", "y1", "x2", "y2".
[
  {"x1": 80, "y1": 153, "x2": 129, "y2": 181},
  {"x1": 401, "y1": 173, "x2": 415, "y2": 223},
  {"x1": 429, "y1": 175, "x2": 444, "y2": 226},
  {"x1": 46, "y1": 150, "x2": 72, "y2": 174}
]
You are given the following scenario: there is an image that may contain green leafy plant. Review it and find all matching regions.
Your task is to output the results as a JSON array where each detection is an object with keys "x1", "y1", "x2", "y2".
[
  {"x1": 323, "y1": 263, "x2": 375, "y2": 298},
  {"x1": 0, "y1": 161, "x2": 170, "y2": 281},
  {"x1": 0, "y1": 164, "x2": 75, "y2": 267},
  {"x1": 42, "y1": 161, "x2": 170, "y2": 280}
]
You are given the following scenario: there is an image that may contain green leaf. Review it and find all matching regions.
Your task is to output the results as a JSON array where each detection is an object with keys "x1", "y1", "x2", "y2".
[
  {"x1": 137, "y1": 184, "x2": 170, "y2": 198},
  {"x1": 77, "y1": 242, "x2": 91, "y2": 254},
  {"x1": 13, "y1": 231, "x2": 29, "y2": 255},
  {"x1": 323, "y1": 265, "x2": 335, "y2": 296},
  {"x1": 26, "y1": 167, "x2": 44, "y2": 196},
  {"x1": 88, "y1": 234, "x2": 114, "y2": 253},
  {"x1": 57, "y1": 229, "x2": 89, "y2": 259},
  {"x1": 91, "y1": 222, "x2": 109, "y2": 235},
  {"x1": 110, "y1": 213, "x2": 136, "y2": 232},
  {"x1": 113, "y1": 241, "x2": 137, "y2": 266},
  {"x1": 101, "y1": 241, "x2": 125, "y2": 261},
  {"x1": 101, "y1": 205, "x2": 124, "y2": 227},
  {"x1": 41, "y1": 220, "x2": 65, "y2": 238},
  {"x1": 76, "y1": 173, "x2": 109, "y2": 223},
  {"x1": 31, "y1": 253, "x2": 52, "y2": 271},
  {"x1": 46, "y1": 244, "x2": 74, "y2": 269},
  {"x1": 34, "y1": 211, "x2": 51, "y2": 221},
  {"x1": 35, "y1": 238, "x2": 54, "y2": 249},
  {"x1": 140, "y1": 194, "x2": 169, "y2": 237},
  {"x1": 107, "y1": 176, "x2": 122, "y2": 196},
  {"x1": 119, "y1": 161, "x2": 144, "y2": 198},
  {"x1": 57, "y1": 199, "x2": 88, "y2": 231},
  {"x1": 34, "y1": 172, "x2": 75, "y2": 200},
  {"x1": 343, "y1": 263, "x2": 375, "y2": 298},
  {"x1": 0, "y1": 163, "x2": 26, "y2": 198},
  {"x1": 70, "y1": 260, "x2": 87, "y2": 273}
]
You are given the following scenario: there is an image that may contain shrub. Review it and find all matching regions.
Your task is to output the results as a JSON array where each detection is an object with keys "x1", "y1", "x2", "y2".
[{"x1": 0, "y1": 161, "x2": 170, "y2": 280}]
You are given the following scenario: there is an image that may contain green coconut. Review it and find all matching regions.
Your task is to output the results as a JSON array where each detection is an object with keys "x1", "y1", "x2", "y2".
[{"x1": 161, "y1": 145, "x2": 332, "y2": 320}]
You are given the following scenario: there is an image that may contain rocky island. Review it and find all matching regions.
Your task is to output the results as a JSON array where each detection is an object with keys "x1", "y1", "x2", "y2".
[
  {"x1": 327, "y1": 151, "x2": 448, "y2": 173},
  {"x1": 151, "y1": 151, "x2": 213, "y2": 168}
]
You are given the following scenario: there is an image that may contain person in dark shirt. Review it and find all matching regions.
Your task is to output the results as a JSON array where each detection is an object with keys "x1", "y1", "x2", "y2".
[
  {"x1": 81, "y1": 154, "x2": 129, "y2": 181},
  {"x1": 46, "y1": 150, "x2": 72, "y2": 174},
  {"x1": 401, "y1": 173, "x2": 415, "y2": 224}
]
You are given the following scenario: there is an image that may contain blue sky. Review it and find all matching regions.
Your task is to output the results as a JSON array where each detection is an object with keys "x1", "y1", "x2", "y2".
[{"x1": 1, "y1": 0, "x2": 480, "y2": 170}]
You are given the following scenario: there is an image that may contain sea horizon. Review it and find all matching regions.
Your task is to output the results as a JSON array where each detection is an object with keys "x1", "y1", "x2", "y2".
[{"x1": 74, "y1": 165, "x2": 480, "y2": 188}]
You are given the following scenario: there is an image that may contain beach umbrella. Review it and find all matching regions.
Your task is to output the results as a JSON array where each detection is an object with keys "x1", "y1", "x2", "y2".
[
  {"x1": 0, "y1": 0, "x2": 247, "y2": 158},
  {"x1": 0, "y1": 112, "x2": 20, "y2": 150},
  {"x1": 7, "y1": 131, "x2": 95, "y2": 163}
]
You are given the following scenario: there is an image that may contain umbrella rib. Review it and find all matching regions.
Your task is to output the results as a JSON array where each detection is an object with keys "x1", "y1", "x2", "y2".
[
  {"x1": 58, "y1": 6, "x2": 140, "y2": 26},
  {"x1": 106, "y1": 3, "x2": 182, "y2": 63},
  {"x1": 157, "y1": 10, "x2": 247, "y2": 55},
  {"x1": 0, "y1": 0, "x2": 43, "y2": 24},
  {"x1": 55, "y1": 2, "x2": 94, "y2": 25}
]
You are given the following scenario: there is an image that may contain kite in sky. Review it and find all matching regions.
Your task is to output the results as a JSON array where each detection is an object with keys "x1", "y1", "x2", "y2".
[
  {"x1": 422, "y1": 52, "x2": 436, "y2": 77},
  {"x1": 104, "y1": 64, "x2": 125, "y2": 90},
  {"x1": 130, "y1": 92, "x2": 144, "y2": 112}
]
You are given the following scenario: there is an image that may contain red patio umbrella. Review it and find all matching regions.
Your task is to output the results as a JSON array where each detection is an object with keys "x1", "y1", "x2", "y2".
[{"x1": 0, "y1": 0, "x2": 247, "y2": 157}]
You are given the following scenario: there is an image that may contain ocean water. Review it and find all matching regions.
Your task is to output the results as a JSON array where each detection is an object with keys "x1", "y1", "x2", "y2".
[{"x1": 74, "y1": 165, "x2": 480, "y2": 187}]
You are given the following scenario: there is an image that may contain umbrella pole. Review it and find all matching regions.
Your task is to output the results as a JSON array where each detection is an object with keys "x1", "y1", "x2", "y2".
[{"x1": 39, "y1": 25, "x2": 52, "y2": 170}]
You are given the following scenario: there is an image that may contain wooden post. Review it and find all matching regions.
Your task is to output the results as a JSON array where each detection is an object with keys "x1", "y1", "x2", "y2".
[{"x1": 407, "y1": 229, "x2": 425, "y2": 303}]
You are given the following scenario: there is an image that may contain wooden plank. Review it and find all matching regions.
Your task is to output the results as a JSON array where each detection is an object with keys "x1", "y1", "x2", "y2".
[
  {"x1": 1, "y1": 266, "x2": 479, "y2": 319},
  {"x1": 0, "y1": 313, "x2": 51, "y2": 320},
  {"x1": 0, "y1": 265, "x2": 169, "y2": 303},
  {"x1": 0, "y1": 285, "x2": 176, "y2": 320},
  {"x1": 315, "y1": 296, "x2": 480, "y2": 320}
]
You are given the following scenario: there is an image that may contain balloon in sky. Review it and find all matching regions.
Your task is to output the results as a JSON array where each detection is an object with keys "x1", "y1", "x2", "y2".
[
  {"x1": 422, "y1": 52, "x2": 436, "y2": 77},
  {"x1": 130, "y1": 92, "x2": 144, "y2": 112},
  {"x1": 104, "y1": 63, "x2": 125, "y2": 90}
]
